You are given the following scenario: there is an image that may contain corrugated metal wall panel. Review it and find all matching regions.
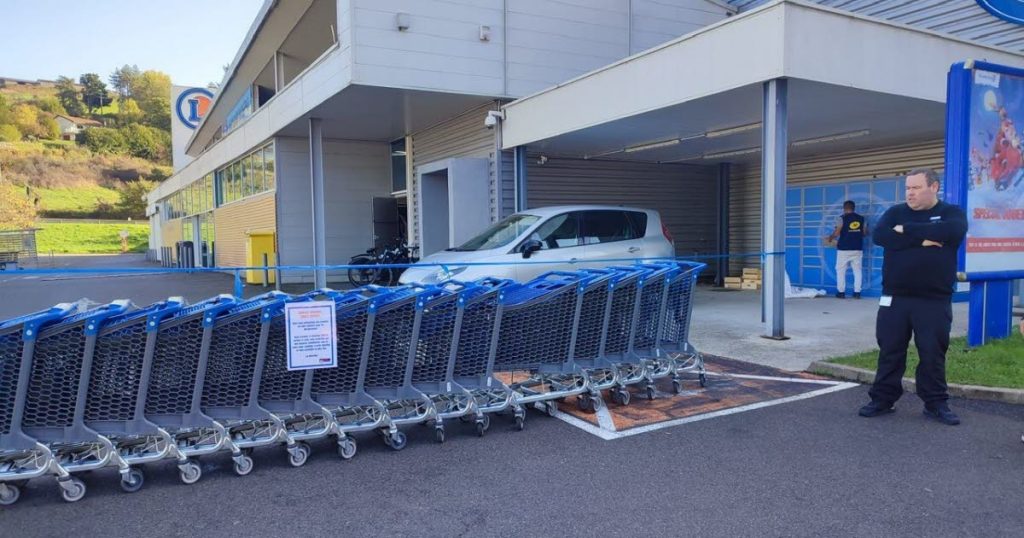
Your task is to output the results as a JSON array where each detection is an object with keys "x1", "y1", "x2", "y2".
[
  {"x1": 726, "y1": 0, "x2": 1024, "y2": 53},
  {"x1": 727, "y1": 140, "x2": 944, "y2": 274},
  {"x1": 525, "y1": 157, "x2": 719, "y2": 257},
  {"x1": 213, "y1": 192, "x2": 277, "y2": 268},
  {"x1": 409, "y1": 102, "x2": 501, "y2": 247}
]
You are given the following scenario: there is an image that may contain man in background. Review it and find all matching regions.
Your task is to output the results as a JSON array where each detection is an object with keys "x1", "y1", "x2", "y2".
[{"x1": 827, "y1": 200, "x2": 867, "y2": 298}]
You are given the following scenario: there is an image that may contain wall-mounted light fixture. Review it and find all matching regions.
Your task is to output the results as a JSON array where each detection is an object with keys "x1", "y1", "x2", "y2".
[{"x1": 396, "y1": 12, "x2": 410, "y2": 31}]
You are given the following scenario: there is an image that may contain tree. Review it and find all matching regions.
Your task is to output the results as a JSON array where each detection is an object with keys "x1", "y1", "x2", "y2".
[
  {"x1": 0, "y1": 124, "x2": 20, "y2": 142},
  {"x1": 120, "y1": 124, "x2": 169, "y2": 161},
  {"x1": 79, "y1": 73, "x2": 111, "y2": 114},
  {"x1": 79, "y1": 127, "x2": 127, "y2": 154},
  {"x1": 109, "y1": 64, "x2": 140, "y2": 101},
  {"x1": 116, "y1": 179, "x2": 156, "y2": 219},
  {"x1": 117, "y1": 98, "x2": 143, "y2": 124},
  {"x1": 11, "y1": 104, "x2": 41, "y2": 138},
  {"x1": 0, "y1": 94, "x2": 10, "y2": 125},
  {"x1": 38, "y1": 116, "x2": 61, "y2": 140},
  {"x1": 133, "y1": 70, "x2": 172, "y2": 130},
  {"x1": 56, "y1": 76, "x2": 84, "y2": 116},
  {"x1": 34, "y1": 96, "x2": 67, "y2": 116},
  {"x1": 0, "y1": 184, "x2": 36, "y2": 230}
]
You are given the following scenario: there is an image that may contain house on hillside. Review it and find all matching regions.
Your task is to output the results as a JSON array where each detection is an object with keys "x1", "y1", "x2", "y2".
[{"x1": 54, "y1": 115, "x2": 102, "y2": 141}]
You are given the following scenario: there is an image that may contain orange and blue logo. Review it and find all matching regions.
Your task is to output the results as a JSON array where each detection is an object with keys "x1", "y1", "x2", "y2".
[{"x1": 175, "y1": 88, "x2": 214, "y2": 130}]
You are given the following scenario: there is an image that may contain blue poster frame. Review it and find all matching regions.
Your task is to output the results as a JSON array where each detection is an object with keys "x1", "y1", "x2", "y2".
[{"x1": 945, "y1": 60, "x2": 1024, "y2": 346}]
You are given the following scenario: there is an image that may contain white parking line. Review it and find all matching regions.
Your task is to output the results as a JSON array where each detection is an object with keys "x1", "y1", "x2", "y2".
[{"x1": 551, "y1": 381, "x2": 859, "y2": 440}]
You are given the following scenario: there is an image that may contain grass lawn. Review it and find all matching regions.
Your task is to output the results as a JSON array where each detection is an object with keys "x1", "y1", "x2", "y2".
[
  {"x1": 31, "y1": 185, "x2": 121, "y2": 216},
  {"x1": 35, "y1": 222, "x2": 149, "y2": 254},
  {"x1": 825, "y1": 333, "x2": 1024, "y2": 389}
]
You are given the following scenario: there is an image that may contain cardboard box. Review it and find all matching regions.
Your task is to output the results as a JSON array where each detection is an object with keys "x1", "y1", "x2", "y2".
[
  {"x1": 743, "y1": 268, "x2": 762, "y2": 277},
  {"x1": 741, "y1": 281, "x2": 761, "y2": 290},
  {"x1": 724, "y1": 276, "x2": 743, "y2": 284},
  {"x1": 724, "y1": 282, "x2": 743, "y2": 289}
]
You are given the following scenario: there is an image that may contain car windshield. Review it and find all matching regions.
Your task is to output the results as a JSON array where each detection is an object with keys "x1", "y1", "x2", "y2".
[{"x1": 450, "y1": 214, "x2": 541, "y2": 251}]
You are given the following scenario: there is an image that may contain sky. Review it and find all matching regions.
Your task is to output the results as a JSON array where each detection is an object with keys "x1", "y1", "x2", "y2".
[{"x1": 0, "y1": 0, "x2": 264, "y2": 87}]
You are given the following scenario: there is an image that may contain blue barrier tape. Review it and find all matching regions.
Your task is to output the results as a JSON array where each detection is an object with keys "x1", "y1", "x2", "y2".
[{"x1": 2, "y1": 251, "x2": 783, "y2": 276}]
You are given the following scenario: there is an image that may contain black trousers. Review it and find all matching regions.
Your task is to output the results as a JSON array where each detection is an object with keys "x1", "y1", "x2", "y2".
[{"x1": 868, "y1": 296, "x2": 953, "y2": 406}]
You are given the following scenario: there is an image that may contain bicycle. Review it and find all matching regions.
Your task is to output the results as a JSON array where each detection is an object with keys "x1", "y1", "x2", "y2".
[{"x1": 347, "y1": 243, "x2": 419, "y2": 287}]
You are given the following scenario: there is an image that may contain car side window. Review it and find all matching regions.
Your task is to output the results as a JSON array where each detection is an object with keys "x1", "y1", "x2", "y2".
[
  {"x1": 581, "y1": 210, "x2": 636, "y2": 244},
  {"x1": 625, "y1": 211, "x2": 648, "y2": 237},
  {"x1": 528, "y1": 212, "x2": 581, "y2": 250}
]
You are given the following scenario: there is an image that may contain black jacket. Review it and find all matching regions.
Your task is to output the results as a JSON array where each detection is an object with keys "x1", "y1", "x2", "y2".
[{"x1": 873, "y1": 201, "x2": 968, "y2": 299}]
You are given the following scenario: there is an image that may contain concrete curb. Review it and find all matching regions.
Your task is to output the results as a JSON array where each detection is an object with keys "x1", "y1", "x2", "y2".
[{"x1": 808, "y1": 361, "x2": 1024, "y2": 405}]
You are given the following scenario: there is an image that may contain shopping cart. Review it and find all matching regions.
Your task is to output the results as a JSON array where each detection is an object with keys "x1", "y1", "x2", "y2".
[
  {"x1": 360, "y1": 284, "x2": 442, "y2": 449},
  {"x1": 658, "y1": 261, "x2": 708, "y2": 391},
  {"x1": 493, "y1": 271, "x2": 596, "y2": 417},
  {"x1": 597, "y1": 265, "x2": 651, "y2": 406},
  {"x1": 306, "y1": 287, "x2": 394, "y2": 454},
  {"x1": 200, "y1": 291, "x2": 312, "y2": 468},
  {"x1": 0, "y1": 303, "x2": 77, "y2": 506},
  {"x1": 628, "y1": 263, "x2": 683, "y2": 400},
  {"x1": 141, "y1": 294, "x2": 248, "y2": 483},
  {"x1": 567, "y1": 268, "x2": 621, "y2": 412},
  {"x1": 448, "y1": 278, "x2": 524, "y2": 431},
  {"x1": 255, "y1": 290, "x2": 351, "y2": 460},
  {"x1": 83, "y1": 297, "x2": 188, "y2": 495}
]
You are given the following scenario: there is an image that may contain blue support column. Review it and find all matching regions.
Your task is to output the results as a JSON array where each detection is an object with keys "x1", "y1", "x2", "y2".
[
  {"x1": 514, "y1": 145, "x2": 527, "y2": 212},
  {"x1": 309, "y1": 117, "x2": 327, "y2": 289},
  {"x1": 716, "y1": 163, "x2": 730, "y2": 287},
  {"x1": 761, "y1": 79, "x2": 788, "y2": 340},
  {"x1": 968, "y1": 280, "x2": 1014, "y2": 347}
]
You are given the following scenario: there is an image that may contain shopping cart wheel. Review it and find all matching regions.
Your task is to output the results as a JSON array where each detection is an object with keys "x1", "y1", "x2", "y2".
[
  {"x1": 544, "y1": 401, "x2": 558, "y2": 417},
  {"x1": 435, "y1": 426, "x2": 446, "y2": 443},
  {"x1": 613, "y1": 389, "x2": 630, "y2": 406},
  {"x1": 514, "y1": 415, "x2": 525, "y2": 431},
  {"x1": 179, "y1": 461, "x2": 202, "y2": 484},
  {"x1": 699, "y1": 373, "x2": 708, "y2": 388},
  {"x1": 59, "y1": 477, "x2": 86, "y2": 503},
  {"x1": 233, "y1": 454, "x2": 255, "y2": 476},
  {"x1": 671, "y1": 379, "x2": 683, "y2": 394},
  {"x1": 388, "y1": 431, "x2": 407, "y2": 451},
  {"x1": 476, "y1": 415, "x2": 490, "y2": 437},
  {"x1": 0, "y1": 483, "x2": 20, "y2": 506},
  {"x1": 288, "y1": 442, "x2": 311, "y2": 468},
  {"x1": 120, "y1": 468, "x2": 145, "y2": 493},
  {"x1": 337, "y1": 438, "x2": 358, "y2": 460},
  {"x1": 576, "y1": 395, "x2": 589, "y2": 412},
  {"x1": 646, "y1": 385, "x2": 656, "y2": 400}
]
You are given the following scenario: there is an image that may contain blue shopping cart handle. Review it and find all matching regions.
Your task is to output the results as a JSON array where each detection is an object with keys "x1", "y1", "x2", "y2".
[
  {"x1": 108, "y1": 297, "x2": 183, "y2": 327},
  {"x1": 77, "y1": 300, "x2": 133, "y2": 336},
  {"x1": 4, "y1": 303, "x2": 77, "y2": 340}
]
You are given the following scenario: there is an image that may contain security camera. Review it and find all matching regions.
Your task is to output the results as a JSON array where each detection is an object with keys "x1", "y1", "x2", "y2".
[{"x1": 484, "y1": 110, "x2": 504, "y2": 129}]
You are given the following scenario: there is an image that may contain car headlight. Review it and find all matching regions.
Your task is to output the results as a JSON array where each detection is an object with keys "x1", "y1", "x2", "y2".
[{"x1": 435, "y1": 266, "x2": 467, "y2": 282}]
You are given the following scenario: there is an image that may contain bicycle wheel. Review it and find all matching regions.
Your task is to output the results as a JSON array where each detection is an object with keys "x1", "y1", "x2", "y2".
[{"x1": 348, "y1": 255, "x2": 381, "y2": 287}]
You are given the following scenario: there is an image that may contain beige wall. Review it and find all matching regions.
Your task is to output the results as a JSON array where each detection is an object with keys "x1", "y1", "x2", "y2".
[{"x1": 213, "y1": 192, "x2": 277, "y2": 268}]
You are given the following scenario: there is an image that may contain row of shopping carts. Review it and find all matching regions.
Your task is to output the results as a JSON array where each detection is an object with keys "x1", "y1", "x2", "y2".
[{"x1": 0, "y1": 261, "x2": 704, "y2": 505}]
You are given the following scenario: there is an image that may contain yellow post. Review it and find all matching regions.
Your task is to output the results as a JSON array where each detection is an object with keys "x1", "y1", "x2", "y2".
[{"x1": 246, "y1": 231, "x2": 276, "y2": 284}]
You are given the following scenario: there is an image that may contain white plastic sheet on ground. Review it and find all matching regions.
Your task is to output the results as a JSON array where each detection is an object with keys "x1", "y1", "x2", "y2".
[{"x1": 785, "y1": 272, "x2": 825, "y2": 298}]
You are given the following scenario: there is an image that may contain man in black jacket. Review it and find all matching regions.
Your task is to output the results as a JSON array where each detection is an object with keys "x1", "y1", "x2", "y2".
[{"x1": 859, "y1": 168, "x2": 968, "y2": 425}]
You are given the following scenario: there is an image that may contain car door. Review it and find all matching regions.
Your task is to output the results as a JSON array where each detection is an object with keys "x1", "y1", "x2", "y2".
[
  {"x1": 513, "y1": 211, "x2": 584, "y2": 282},
  {"x1": 578, "y1": 210, "x2": 643, "y2": 267}
]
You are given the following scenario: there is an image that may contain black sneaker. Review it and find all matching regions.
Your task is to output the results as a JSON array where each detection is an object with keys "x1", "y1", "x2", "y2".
[
  {"x1": 923, "y1": 404, "x2": 960, "y2": 426},
  {"x1": 853, "y1": 292, "x2": 861, "y2": 299},
  {"x1": 836, "y1": 292, "x2": 846, "y2": 299},
  {"x1": 858, "y1": 401, "x2": 895, "y2": 417}
]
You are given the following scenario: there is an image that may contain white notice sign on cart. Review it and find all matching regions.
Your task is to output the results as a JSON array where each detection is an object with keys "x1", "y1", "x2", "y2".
[{"x1": 285, "y1": 301, "x2": 337, "y2": 370}]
